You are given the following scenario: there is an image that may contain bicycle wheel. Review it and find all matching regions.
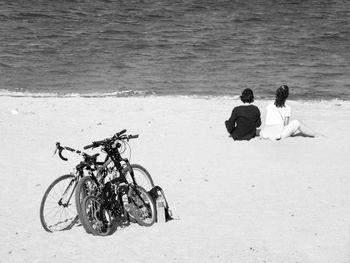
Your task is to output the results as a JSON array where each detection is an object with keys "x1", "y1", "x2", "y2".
[
  {"x1": 128, "y1": 185, "x2": 156, "y2": 227},
  {"x1": 80, "y1": 195, "x2": 112, "y2": 236},
  {"x1": 75, "y1": 176, "x2": 99, "y2": 221},
  {"x1": 40, "y1": 174, "x2": 79, "y2": 232},
  {"x1": 128, "y1": 164, "x2": 154, "y2": 191}
]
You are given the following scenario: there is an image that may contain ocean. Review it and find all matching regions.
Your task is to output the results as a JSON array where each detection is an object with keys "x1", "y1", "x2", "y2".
[{"x1": 0, "y1": 0, "x2": 349, "y2": 100}]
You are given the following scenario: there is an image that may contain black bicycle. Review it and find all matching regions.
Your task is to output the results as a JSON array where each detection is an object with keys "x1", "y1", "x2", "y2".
[
  {"x1": 39, "y1": 129, "x2": 154, "y2": 233},
  {"x1": 77, "y1": 130, "x2": 156, "y2": 235},
  {"x1": 80, "y1": 179, "x2": 156, "y2": 236}
]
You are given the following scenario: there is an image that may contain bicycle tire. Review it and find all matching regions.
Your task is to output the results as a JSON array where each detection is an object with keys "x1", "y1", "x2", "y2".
[
  {"x1": 80, "y1": 195, "x2": 112, "y2": 236},
  {"x1": 129, "y1": 164, "x2": 154, "y2": 191},
  {"x1": 128, "y1": 185, "x2": 156, "y2": 227},
  {"x1": 39, "y1": 174, "x2": 79, "y2": 232},
  {"x1": 75, "y1": 176, "x2": 99, "y2": 227}
]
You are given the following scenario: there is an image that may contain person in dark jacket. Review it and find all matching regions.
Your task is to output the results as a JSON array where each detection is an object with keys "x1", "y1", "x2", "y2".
[{"x1": 225, "y1": 88, "x2": 261, "y2": 140}]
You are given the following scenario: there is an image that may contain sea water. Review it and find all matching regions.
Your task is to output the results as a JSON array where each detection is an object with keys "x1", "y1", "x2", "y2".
[{"x1": 0, "y1": 0, "x2": 349, "y2": 100}]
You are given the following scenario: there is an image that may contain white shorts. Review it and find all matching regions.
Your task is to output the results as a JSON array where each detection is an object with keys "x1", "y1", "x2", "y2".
[{"x1": 281, "y1": 120, "x2": 300, "y2": 138}]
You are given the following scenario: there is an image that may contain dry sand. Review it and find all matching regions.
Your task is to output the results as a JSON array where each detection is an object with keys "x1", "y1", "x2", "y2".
[{"x1": 1, "y1": 96, "x2": 350, "y2": 263}]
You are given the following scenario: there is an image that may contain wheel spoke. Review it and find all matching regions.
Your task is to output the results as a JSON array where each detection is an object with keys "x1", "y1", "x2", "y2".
[
  {"x1": 40, "y1": 175, "x2": 79, "y2": 232},
  {"x1": 128, "y1": 186, "x2": 156, "y2": 226},
  {"x1": 81, "y1": 196, "x2": 111, "y2": 236}
]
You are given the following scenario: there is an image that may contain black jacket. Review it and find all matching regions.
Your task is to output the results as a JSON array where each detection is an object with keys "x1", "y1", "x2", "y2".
[{"x1": 225, "y1": 104, "x2": 261, "y2": 141}]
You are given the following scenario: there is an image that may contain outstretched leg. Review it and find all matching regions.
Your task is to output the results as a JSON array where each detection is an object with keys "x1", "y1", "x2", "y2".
[
  {"x1": 297, "y1": 121, "x2": 317, "y2": 137},
  {"x1": 281, "y1": 120, "x2": 323, "y2": 138},
  {"x1": 298, "y1": 120, "x2": 326, "y2": 137}
]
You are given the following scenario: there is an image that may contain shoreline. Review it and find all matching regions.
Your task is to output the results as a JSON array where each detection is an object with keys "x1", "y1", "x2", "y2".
[
  {"x1": 1, "y1": 88, "x2": 350, "y2": 102},
  {"x1": 1, "y1": 93, "x2": 350, "y2": 104}
]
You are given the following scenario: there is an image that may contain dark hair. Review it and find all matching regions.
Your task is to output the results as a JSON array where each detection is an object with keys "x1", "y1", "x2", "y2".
[
  {"x1": 274, "y1": 85, "x2": 289, "y2": 107},
  {"x1": 240, "y1": 88, "x2": 254, "y2": 103}
]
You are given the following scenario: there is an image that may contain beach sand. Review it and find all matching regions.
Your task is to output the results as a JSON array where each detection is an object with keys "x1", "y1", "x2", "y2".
[{"x1": 1, "y1": 96, "x2": 350, "y2": 263}]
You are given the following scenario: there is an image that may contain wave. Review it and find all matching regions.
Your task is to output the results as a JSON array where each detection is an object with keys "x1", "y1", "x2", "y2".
[
  {"x1": 1, "y1": 88, "x2": 348, "y2": 103},
  {"x1": 0, "y1": 62, "x2": 12, "y2": 68},
  {"x1": 0, "y1": 88, "x2": 238, "y2": 100},
  {"x1": 0, "y1": 89, "x2": 155, "y2": 98},
  {"x1": 15, "y1": 12, "x2": 55, "y2": 19}
]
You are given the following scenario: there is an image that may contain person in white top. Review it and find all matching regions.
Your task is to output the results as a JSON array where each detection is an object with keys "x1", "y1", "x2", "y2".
[{"x1": 260, "y1": 85, "x2": 317, "y2": 140}]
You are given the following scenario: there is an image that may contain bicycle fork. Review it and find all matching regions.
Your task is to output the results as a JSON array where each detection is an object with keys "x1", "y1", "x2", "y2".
[{"x1": 58, "y1": 176, "x2": 79, "y2": 208}]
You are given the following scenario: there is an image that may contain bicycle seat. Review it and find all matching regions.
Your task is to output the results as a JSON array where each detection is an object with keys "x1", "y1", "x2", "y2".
[{"x1": 84, "y1": 153, "x2": 100, "y2": 163}]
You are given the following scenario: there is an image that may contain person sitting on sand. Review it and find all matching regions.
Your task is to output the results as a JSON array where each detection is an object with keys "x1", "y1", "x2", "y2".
[
  {"x1": 225, "y1": 88, "x2": 261, "y2": 141},
  {"x1": 260, "y1": 85, "x2": 318, "y2": 140}
]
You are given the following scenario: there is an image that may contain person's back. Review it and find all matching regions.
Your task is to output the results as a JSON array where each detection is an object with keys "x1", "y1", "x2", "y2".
[
  {"x1": 260, "y1": 101, "x2": 291, "y2": 140},
  {"x1": 226, "y1": 104, "x2": 261, "y2": 140},
  {"x1": 225, "y1": 88, "x2": 261, "y2": 141},
  {"x1": 264, "y1": 102, "x2": 291, "y2": 126}
]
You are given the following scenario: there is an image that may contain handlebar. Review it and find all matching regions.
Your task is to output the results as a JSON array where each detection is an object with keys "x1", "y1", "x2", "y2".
[
  {"x1": 55, "y1": 129, "x2": 138, "y2": 161},
  {"x1": 83, "y1": 140, "x2": 104, "y2": 150},
  {"x1": 117, "y1": 129, "x2": 127, "y2": 137},
  {"x1": 55, "y1": 142, "x2": 83, "y2": 161},
  {"x1": 83, "y1": 129, "x2": 139, "y2": 150},
  {"x1": 55, "y1": 142, "x2": 101, "y2": 163},
  {"x1": 128, "y1": 134, "x2": 139, "y2": 140}
]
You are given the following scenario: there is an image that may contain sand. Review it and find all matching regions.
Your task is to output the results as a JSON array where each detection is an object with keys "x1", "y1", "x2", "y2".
[{"x1": 1, "y1": 96, "x2": 350, "y2": 263}]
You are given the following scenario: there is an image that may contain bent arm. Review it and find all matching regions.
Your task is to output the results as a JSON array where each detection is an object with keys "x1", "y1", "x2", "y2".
[
  {"x1": 225, "y1": 109, "x2": 237, "y2": 134},
  {"x1": 283, "y1": 117, "x2": 290, "y2": 126},
  {"x1": 256, "y1": 110, "x2": 262, "y2": 128}
]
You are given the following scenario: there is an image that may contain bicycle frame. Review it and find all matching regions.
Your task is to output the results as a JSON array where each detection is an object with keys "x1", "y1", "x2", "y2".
[
  {"x1": 99, "y1": 178, "x2": 146, "y2": 222},
  {"x1": 102, "y1": 144, "x2": 138, "y2": 187},
  {"x1": 59, "y1": 156, "x2": 110, "y2": 208}
]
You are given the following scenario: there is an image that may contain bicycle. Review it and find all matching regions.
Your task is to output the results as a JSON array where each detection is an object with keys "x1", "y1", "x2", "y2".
[
  {"x1": 39, "y1": 143, "x2": 105, "y2": 232},
  {"x1": 39, "y1": 129, "x2": 154, "y2": 233},
  {"x1": 81, "y1": 179, "x2": 156, "y2": 236},
  {"x1": 77, "y1": 130, "x2": 156, "y2": 235},
  {"x1": 74, "y1": 130, "x2": 154, "y2": 225}
]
